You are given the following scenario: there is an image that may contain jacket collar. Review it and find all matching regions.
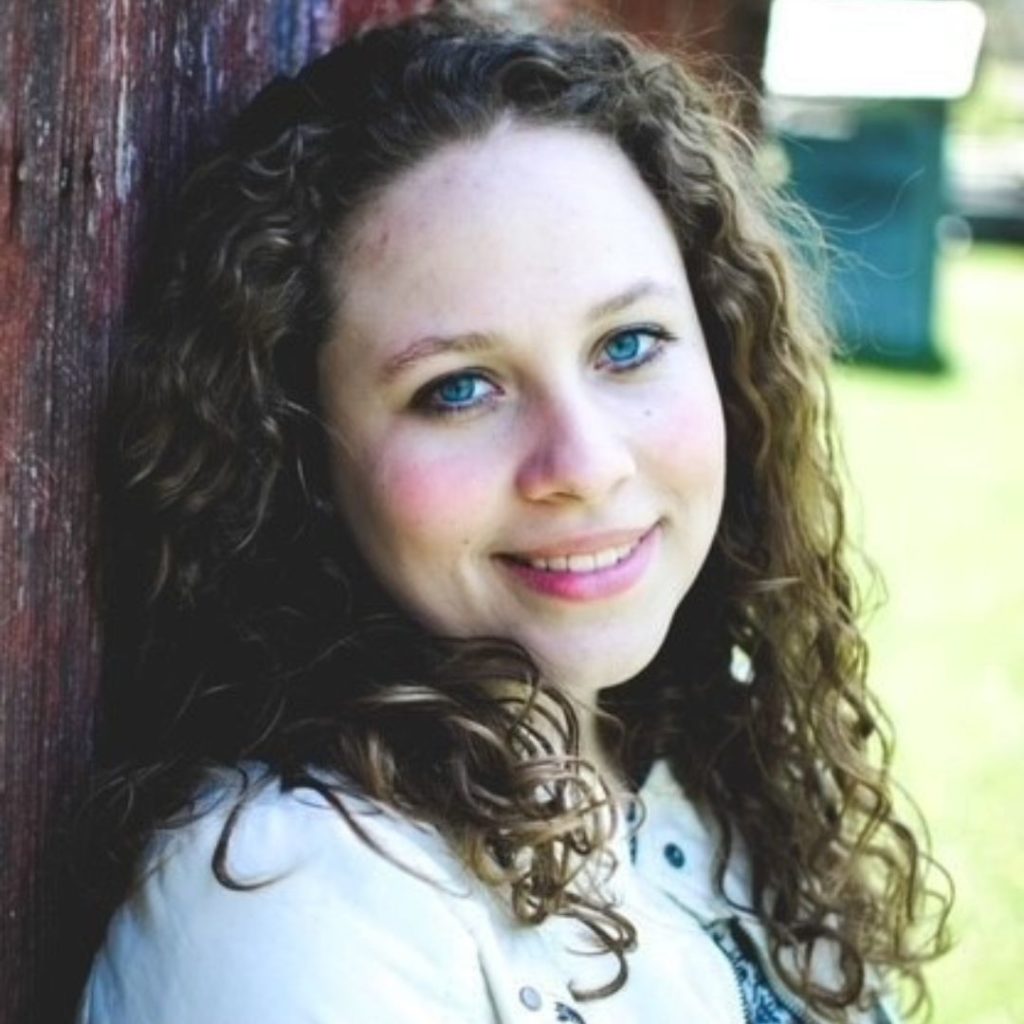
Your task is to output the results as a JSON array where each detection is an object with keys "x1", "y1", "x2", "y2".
[{"x1": 624, "y1": 759, "x2": 757, "y2": 924}]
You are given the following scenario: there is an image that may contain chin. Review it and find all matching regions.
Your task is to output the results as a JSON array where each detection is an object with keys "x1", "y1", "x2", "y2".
[{"x1": 536, "y1": 635, "x2": 667, "y2": 701}]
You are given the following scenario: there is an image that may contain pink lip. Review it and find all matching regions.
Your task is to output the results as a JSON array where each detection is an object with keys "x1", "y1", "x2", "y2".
[{"x1": 497, "y1": 524, "x2": 660, "y2": 602}]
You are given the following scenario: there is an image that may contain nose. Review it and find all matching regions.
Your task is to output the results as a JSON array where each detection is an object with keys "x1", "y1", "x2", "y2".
[{"x1": 514, "y1": 388, "x2": 636, "y2": 505}]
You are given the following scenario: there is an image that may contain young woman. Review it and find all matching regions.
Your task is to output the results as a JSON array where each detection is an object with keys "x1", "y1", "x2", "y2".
[{"x1": 76, "y1": 4, "x2": 950, "y2": 1022}]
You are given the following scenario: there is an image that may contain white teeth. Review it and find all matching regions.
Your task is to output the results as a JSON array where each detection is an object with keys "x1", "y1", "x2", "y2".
[
  {"x1": 567, "y1": 553, "x2": 596, "y2": 573},
  {"x1": 525, "y1": 541, "x2": 638, "y2": 573}
]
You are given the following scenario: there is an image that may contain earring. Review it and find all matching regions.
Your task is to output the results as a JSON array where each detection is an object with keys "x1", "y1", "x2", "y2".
[{"x1": 729, "y1": 644, "x2": 755, "y2": 685}]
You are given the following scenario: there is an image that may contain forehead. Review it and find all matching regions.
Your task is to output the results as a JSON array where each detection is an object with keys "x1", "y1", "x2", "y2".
[{"x1": 331, "y1": 121, "x2": 687, "y2": 339}]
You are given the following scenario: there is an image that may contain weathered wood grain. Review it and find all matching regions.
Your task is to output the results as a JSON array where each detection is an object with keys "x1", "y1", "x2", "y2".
[{"x1": 0, "y1": 3, "x2": 423, "y2": 1020}]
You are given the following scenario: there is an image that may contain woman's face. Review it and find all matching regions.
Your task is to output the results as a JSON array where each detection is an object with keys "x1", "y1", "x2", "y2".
[{"x1": 318, "y1": 122, "x2": 725, "y2": 700}]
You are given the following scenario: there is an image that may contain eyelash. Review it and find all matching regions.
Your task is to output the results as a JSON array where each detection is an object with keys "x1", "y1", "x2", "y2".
[{"x1": 412, "y1": 324, "x2": 676, "y2": 419}]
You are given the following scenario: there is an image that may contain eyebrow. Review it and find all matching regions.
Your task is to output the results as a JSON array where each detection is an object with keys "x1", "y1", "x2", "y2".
[{"x1": 378, "y1": 278, "x2": 683, "y2": 385}]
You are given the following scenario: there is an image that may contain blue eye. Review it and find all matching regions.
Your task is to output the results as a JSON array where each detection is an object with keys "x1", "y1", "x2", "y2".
[
  {"x1": 416, "y1": 372, "x2": 497, "y2": 416},
  {"x1": 605, "y1": 332, "x2": 644, "y2": 364},
  {"x1": 599, "y1": 326, "x2": 673, "y2": 371},
  {"x1": 437, "y1": 376, "x2": 477, "y2": 404}
]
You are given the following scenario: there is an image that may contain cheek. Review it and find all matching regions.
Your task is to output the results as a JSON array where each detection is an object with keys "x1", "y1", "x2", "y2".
[
  {"x1": 645, "y1": 381, "x2": 727, "y2": 485},
  {"x1": 358, "y1": 438, "x2": 502, "y2": 554}
]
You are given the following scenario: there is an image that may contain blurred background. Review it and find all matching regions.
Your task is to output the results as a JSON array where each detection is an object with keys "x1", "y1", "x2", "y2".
[
  {"x1": 769, "y1": 4, "x2": 1024, "y2": 1021},
  {"x1": 704, "y1": 1, "x2": 1022, "y2": 1019}
]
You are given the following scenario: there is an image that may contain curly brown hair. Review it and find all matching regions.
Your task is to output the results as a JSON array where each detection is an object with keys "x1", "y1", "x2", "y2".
[{"x1": 87, "y1": 2, "x2": 951, "y2": 1017}]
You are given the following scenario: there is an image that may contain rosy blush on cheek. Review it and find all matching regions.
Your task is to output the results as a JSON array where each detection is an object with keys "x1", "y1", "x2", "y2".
[
  {"x1": 368, "y1": 449, "x2": 500, "y2": 546},
  {"x1": 647, "y1": 389, "x2": 726, "y2": 467}
]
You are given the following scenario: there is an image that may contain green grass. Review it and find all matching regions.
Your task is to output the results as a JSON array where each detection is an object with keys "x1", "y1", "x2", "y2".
[
  {"x1": 832, "y1": 243, "x2": 1024, "y2": 1024},
  {"x1": 950, "y1": 58, "x2": 1024, "y2": 139}
]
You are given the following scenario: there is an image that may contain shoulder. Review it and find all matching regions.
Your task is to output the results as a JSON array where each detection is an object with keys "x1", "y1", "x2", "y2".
[
  {"x1": 159, "y1": 764, "x2": 467, "y2": 885},
  {"x1": 77, "y1": 765, "x2": 488, "y2": 1024}
]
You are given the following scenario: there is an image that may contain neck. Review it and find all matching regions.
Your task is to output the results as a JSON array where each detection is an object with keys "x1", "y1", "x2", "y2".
[{"x1": 577, "y1": 700, "x2": 632, "y2": 804}]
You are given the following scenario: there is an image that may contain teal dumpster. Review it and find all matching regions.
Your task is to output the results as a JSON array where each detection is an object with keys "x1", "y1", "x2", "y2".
[{"x1": 763, "y1": 0, "x2": 985, "y2": 367}]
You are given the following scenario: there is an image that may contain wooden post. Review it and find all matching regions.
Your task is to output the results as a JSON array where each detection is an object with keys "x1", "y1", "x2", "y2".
[{"x1": 0, "y1": 2, "x2": 424, "y2": 1020}]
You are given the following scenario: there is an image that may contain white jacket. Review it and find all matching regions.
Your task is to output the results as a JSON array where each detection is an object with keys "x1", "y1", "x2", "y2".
[{"x1": 76, "y1": 761, "x2": 894, "y2": 1024}]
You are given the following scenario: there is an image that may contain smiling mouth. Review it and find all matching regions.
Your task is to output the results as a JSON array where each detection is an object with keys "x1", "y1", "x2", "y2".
[
  {"x1": 507, "y1": 539, "x2": 643, "y2": 574},
  {"x1": 497, "y1": 525, "x2": 660, "y2": 601},
  {"x1": 501, "y1": 524, "x2": 656, "y2": 573}
]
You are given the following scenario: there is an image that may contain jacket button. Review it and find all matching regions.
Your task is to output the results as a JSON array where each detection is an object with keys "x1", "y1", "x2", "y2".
[
  {"x1": 519, "y1": 986, "x2": 543, "y2": 1011},
  {"x1": 663, "y1": 842, "x2": 686, "y2": 869}
]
